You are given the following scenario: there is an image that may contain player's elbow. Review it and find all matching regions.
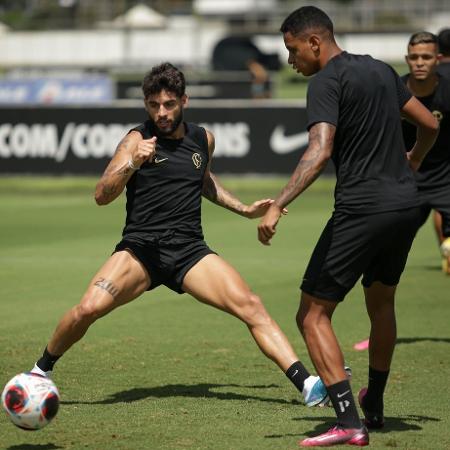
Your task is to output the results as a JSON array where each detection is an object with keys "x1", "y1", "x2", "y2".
[
  {"x1": 419, "y1": 111, "x2": 439, "y2": 135},
  {"x1": 420, "y1": 115, "x2": 440, "y2": 144},
  {"x1": 94, "y1": 192, "x2": 113, "y2": 206},
  {"x1": 94, "y1": 185, "x2": 111, "y2": 206},
  {"x1": 95, "y1": 194, "x2": 108, "y2": 206},
  {"x1": 316, "y1": 148, "x2": 332, "y2": 171},
  {"x1": 429, "y1": 115, "x2": 440, "y2": 134}
]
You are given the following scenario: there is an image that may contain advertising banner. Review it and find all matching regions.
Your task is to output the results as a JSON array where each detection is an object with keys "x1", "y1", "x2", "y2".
[
  {"x1": 0, "y1": 103, "x2": 331, "y2": 175},
  {"x1": 0, "y1": 77, "x2": 113, "y2": 105}
]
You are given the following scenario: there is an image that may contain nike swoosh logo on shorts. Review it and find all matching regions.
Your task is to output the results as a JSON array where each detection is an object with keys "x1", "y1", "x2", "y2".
[{"x1": 270, "y1": 126, "x2": 309, "y2": 154}]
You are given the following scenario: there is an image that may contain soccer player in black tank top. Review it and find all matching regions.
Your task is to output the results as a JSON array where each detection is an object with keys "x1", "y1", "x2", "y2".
[
  {"x1": 257, "y1": 6, "x2": 439, "y2": 447},
  {"x1": 30, "y1": 63, "x2": 331, "y2": 412}
]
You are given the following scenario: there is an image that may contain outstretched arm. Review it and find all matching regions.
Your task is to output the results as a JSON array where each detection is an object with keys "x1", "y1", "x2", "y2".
[
  {"x1": 201, "y1": 129, "x2": 278, "y2": 218},
  {"x1": 94, "y1": 131, "x2": 157, "y2": 205},
  {"x1": 258, "y1": 122, "x2": 335, "y2": 245}
]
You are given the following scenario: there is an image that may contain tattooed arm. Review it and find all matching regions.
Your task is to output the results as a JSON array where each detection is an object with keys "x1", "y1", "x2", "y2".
[
  {"x1": 202, "y1": 129, "x2": 275, "y2": 218},
  {"x1": 94, "y1": 131, "x2": 157, "y2": 205},
  {"x1": 272, "y1": 122, "x2": 334, "y2": 207},
  {"x1": 258, "y1": 122, "x2": 335, "y2": 245}
]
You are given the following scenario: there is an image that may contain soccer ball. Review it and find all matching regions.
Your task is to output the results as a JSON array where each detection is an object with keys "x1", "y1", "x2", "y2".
[{"x1": 2, "y1": 372, "x2": 60, "y2": 430}]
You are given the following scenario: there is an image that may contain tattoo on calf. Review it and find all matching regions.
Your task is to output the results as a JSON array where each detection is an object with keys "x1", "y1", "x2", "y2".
[{"x1": 94, "y1": 277, "x2": 120, "y2": 298}]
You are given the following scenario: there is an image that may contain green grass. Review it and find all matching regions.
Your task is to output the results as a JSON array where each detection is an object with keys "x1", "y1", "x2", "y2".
[{"x1": 1, "y1": 176, "x2": 449, "y2": 450}]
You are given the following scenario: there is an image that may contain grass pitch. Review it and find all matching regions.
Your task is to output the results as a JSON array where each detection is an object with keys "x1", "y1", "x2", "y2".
[{"x1": 1, "y1": 176, "x2": 449, "y2": 450}]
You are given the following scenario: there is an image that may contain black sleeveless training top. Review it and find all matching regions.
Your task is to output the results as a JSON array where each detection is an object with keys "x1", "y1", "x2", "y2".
[{"x1": 122, "y1": 121, "x2": 209, "y2": 240}]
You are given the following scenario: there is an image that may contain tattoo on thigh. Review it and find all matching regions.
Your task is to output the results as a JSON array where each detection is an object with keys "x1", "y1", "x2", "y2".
[{"x1": 94, "y1": 277, "x2": 120, "y2": 298}]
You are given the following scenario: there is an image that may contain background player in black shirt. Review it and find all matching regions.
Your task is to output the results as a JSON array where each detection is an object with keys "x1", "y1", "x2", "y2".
[
  {"x1": 258, "y1": 6, "x2": 439, "y2": 447},
  {"x1": 30, "y1": 63, "x2": 329, "y2": 409},
  {"x1": 402, "y1": 31, "x2": 450, "y2": 275},
  {"x1": 437, "y1": 28, "x2": 450, "y2": 79}
]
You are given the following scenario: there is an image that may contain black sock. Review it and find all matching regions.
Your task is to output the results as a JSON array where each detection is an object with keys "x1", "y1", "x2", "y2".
[
  {"x1": 36, "y1": 347, "x2": 61, "y2": 372},
  {"x1": 364, "y1": 366, "x2": 389, "y2": 413},
  {"x1": 327, "y1": 380, "x2": 362, "y2": 429},
  {"x1": 285, "y1": 361, "x2": 310, "y2": 392}
]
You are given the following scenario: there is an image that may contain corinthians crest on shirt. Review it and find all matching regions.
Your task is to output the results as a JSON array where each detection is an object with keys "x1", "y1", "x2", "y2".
[{"x1": 192, "y1": 152, "x2": 202, "y2": 169}]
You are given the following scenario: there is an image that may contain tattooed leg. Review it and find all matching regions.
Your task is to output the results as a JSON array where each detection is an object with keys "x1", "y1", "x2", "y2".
[
  {"x1": 94, "y1": 277, "x2": 120, "y2": 299},
  {"x1": 45, "y1": 251, "x2": 150, "y2": 356}
]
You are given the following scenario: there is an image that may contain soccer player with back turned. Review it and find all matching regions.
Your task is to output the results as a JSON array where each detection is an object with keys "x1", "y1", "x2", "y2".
[
  {"x1": 258, "y1": 6, "x2": 439, "y2": 447},
  {"x1": 30, "y1": 62, "x2": 329, "y2": 410}
]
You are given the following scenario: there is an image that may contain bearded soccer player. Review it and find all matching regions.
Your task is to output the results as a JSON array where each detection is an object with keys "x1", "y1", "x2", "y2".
[
  {"x1": 402, "y1": 31, "x2": 450, "y2": 274},
  {"x1": 29, "y1": 62, "x2": 328, "y2": 411},
  {"x1": 258, "y1": 6, "x2": 438, "y2": 447}
]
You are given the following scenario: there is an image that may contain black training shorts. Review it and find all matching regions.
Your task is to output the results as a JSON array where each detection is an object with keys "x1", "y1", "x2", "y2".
[
  {"x1": 417, "y1": 186, "x2": 450, "y2": 237},
  {"x1": 300, "y1": 207, "x2": 422, "y2": 302},
  {"x1": 114, "y1": 231, "x2": 216, "y2": 294}
]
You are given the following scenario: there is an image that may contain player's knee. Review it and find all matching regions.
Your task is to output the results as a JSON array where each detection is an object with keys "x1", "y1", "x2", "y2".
[
  {"x1": 72, "y1": 302, "x2": 103, "y2": 325},
  {"x1": 238, "y1": 293, "x2": 271, "y2": 326},
  {"x1": 296, "y1": 304, "x2": 318, "y2": 336}
]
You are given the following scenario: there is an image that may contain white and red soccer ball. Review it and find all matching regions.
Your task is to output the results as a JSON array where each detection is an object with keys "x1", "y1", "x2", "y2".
[{"x1": 2, "y1": 372, "x2": 60, "y2": 430}]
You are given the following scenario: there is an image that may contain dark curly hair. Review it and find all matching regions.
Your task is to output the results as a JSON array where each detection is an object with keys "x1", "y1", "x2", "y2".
[{"x1": 142, "y1": 62, "x2": 186, "y2": 99}]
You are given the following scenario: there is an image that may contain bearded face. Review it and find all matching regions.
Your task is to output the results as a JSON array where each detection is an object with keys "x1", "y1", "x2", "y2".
[{"x1": 145, "y1": 89, "x2": 187, "y2": 137}]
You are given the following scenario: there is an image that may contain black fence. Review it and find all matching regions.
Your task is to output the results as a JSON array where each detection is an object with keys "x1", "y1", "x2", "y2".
[{"x1": 0, "y1": 101, "x2": 334, "y2": 175}]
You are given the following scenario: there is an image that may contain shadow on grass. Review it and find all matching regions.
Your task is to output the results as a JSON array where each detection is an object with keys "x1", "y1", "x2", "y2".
[
  {"x1": 422, "y1": 264, "x2": 443, "y2": 272},
  {"x1": 7, "y1": 445, "x2": 63, "y2": 450},
  {"x1": 354, "y1": 337, "x2": 450, "y2": 349},
  {"x1": 397, "y1": 337, "x2": 450, "y2": 344},
  {"x1": 265, "y1": 413, "x2": 440, "y2": 440},
  {"x1": 62, "y1": 383, "x2": 300, "y2": 406},
  {"x1": 292, "y1": 413, "x2": 439, "y2": 434}
]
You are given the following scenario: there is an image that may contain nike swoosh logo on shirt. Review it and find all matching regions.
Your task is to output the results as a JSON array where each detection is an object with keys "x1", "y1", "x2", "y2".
[
  {"x1": 270, "y1": 126, "x2": 309, "y2": 154},
  {"x1": 154, "y1": 157, "x2": 168, "y2": 164}
]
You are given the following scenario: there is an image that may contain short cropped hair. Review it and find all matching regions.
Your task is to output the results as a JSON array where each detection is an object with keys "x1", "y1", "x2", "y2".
[
  {"x1": 408, "y1": 31, "x2": 438, "y2": 47},
  {"x1": 438, "y1": 28, "x2": 450, "y2": 56},
  {"x1": 142, "y1": 63, "x2": 186, "y2": 99},
  {"x1": 280, "y1": 6, "x2": 334, "y2": 39}
]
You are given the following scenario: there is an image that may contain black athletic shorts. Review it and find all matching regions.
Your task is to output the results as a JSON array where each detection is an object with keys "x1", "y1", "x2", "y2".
[
  {"x1": 300, "y1": 207, "x2": 422, "y2": 302},
  {"x1": 114, "y1": 231, "x2": 216, "y2": 294},
  {"x1": 417, "y1": 186, "x2": 450, "y2": 237}
]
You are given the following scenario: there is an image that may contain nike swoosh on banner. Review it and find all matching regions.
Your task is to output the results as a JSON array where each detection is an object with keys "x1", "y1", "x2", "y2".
[{"x1": 270, "y1": 126, "x2": 309, "y2": 155}]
